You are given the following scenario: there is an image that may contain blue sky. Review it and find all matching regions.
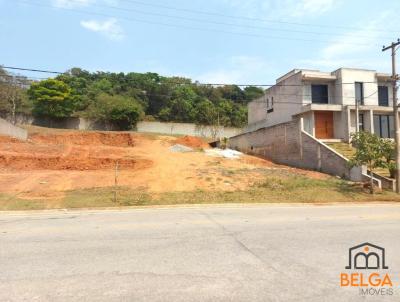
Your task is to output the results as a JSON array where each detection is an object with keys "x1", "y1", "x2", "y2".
[{"x1": 1, "y1": 0, "x2": 400, "y2": 84}]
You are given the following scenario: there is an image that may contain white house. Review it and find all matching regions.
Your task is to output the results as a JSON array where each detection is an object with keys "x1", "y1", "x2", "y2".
[{"x1": 248, "y1": 68, "x2": 394, "y2": 142}]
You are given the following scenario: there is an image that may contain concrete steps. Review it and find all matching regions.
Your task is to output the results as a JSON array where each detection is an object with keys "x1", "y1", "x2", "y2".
[
  {"x1": 326, "y1": 142, "x2": 393, "y2": 180},
  {"x1": 325, "y1": 142, "x2": 356, "y2": 159}
]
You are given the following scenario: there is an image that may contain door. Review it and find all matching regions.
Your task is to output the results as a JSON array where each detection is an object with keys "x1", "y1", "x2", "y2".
[{"x1": 314, "y1": 111, "x2": 334, "y2": 139}]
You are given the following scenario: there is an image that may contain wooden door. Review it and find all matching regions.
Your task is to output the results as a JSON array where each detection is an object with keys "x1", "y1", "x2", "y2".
[{"x1": 315, "y1": 111, "x2": 334, "y2": 139}]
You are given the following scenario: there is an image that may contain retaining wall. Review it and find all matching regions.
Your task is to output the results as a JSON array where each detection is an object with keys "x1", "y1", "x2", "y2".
[
  {"x1": 136, "y1": 121, "x2": 242, "y2": 138},
  {"x1": 0, "y1": 118, "x2": 28, "y2": 140},
  {"x1": 2, "y1": 113, "x2": 242, "y2": 138},
  {"x1": 228, "y1": 118, "x2": 361, "y2": 181}
]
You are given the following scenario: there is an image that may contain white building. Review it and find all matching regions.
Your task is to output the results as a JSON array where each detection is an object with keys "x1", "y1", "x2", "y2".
[{"x1": 248, "y1": 68, "x2": 394, "y2": 142}]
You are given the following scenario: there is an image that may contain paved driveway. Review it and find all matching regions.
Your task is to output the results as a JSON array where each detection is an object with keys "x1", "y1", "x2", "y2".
[{"x1": 1, "y1": 204, "x2": 400, "y2": 301}]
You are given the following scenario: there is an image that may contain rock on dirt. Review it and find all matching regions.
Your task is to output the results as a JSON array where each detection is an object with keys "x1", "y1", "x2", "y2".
[{"x1": 169, "y1": 144, "x2": 194, "y2": 153}]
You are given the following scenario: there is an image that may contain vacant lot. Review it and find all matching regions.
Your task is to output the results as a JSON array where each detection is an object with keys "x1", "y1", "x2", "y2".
[{"x1": 0, "y1": 126, "x2": 399, "y2": 210}]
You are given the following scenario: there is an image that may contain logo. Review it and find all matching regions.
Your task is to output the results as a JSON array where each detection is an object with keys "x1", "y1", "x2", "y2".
[
  {"x1": 345, "y1": 242, "x2": 388, "y2": 270},
  {"x1": 340, "y1": 242, "x2": 397, "y2": 297}
]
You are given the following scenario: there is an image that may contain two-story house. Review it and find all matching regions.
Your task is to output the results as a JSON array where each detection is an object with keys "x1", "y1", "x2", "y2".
[{"x1": 248, "y1": 68, "x2": 394, "y2": 142}]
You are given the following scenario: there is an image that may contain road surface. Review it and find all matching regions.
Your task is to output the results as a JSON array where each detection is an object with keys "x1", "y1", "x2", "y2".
[{"x1": 1, "y1": 203, "x2": 400, "y2": 301}]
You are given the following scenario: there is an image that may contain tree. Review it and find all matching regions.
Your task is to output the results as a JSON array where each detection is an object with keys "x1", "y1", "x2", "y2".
[
  {"x1": 28, "y1": 79, "x2": 74, "y2": 118},
  {"x1": 380, "y1": 138, "x2": 396, "y2": 178},
  {"x1": 0, "y1": 69, "x2": 31, "y2": 124},
  {"x1": 349, "y1": 132, "x2": 386, "y2": 194},
  {"x1": 84, "y1": 93, "x2": 144, "y2": 130}
]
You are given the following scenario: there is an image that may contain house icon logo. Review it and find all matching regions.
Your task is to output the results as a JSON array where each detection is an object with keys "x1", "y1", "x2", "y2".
[{"x1": 345, "y1": 242, "x2": 388, "y2": 270}]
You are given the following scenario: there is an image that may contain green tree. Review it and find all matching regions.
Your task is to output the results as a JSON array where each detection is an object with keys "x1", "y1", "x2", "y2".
[
  {"x1": 380, "y1": 138, "x2": 396, "y2": 178},
  {"x1": 195, "y1": 99, "x2": 217, "y2": 125},
  {"x1": 28, "y1": 79, "x2": 74, "y2": 118},
  {"x1": 0, "y1": 69, "x2": 32, "y2": 124},
  {"x1": 84, "y1": 93, "x2": 144, "y2": 130},
  {"x1": 349, "y1": 132, "x2": 386, "y2": 194}
]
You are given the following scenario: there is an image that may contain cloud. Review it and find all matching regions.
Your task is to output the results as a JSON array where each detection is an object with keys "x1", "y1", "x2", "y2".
[
  {"x1": 80, "y1": 18, "x2": 125, "y2": 40},
  {"x1": 51, "y1": 0, "x2": 95, "y2": 9},
  {"x1": 290, "y1": 0, "x2": 336, "y2": 17},
  {"x1": 299, "y1": 11, "x2": 395, "y2": 71},
  {"x1": 196, "y1": 56, "x2": 273, "y2": 84},
  {"x1": 223, "y1": 0, "x2": 338, "y2": 19}
]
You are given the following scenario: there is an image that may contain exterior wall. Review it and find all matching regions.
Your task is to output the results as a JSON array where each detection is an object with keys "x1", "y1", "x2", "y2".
[
  {"x1": 136, "y1": 121, "x2": 242, "y2": 138},
  {"x1": 248, "y1": 68, "x2": 393, "y2": 141},
  {"x1": 5, "y1": 114, "x2": 242, "y2": 138},
  {"x1": 247, "y1": 71, "x2": 303, "y2": 127},
  {"x1": 228, "y1": 119, "x2": 360, "y2": 180},
  {"x1": 0, "y1": 118, "x2": 28, "y2": 140},
  {"x1": 334, "y1": 68, "x2": 392, "y2": 106}
]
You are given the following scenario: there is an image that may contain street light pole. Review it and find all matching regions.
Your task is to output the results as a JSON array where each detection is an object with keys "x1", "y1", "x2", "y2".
[{"x1": 383, "y1": 39, "x2": 400, "y2": 193}]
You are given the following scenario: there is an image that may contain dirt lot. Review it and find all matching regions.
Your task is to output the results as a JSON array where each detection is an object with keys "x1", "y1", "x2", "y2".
[{"x1": 0, "y1": 127, "x2": 328, "y2": 202}]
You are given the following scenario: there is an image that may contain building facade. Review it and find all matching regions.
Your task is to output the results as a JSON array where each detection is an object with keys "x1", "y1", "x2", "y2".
[{"x1": 248, "y1": 68, "x2": 394, "y2": 142}]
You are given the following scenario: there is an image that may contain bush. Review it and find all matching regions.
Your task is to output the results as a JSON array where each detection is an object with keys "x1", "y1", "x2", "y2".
[{"x1": 84, "y1": 93, "x2": 144, "y2": 130}]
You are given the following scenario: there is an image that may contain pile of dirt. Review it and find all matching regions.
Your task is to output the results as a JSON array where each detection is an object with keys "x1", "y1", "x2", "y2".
[
  {"x1": 0, "y1": 132, "x2": 152, "y2": 171},
  {"x1": 0, "y1": 154, "x2": 152, "y2": 171},
  {"x1": 30, "y1": 132, "x2": 137, "y2": 147},
  {"x1": 174, "y1": 136, "x2": 210, "y2": 149}
]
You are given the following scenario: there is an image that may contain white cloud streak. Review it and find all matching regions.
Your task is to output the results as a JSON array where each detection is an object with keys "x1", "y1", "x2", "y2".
[
  {"x1": 52, "y1": 0, "x2": 94, "y2": 9},
  {"x1": 80, "y1": 18, "x2": 125, "y2": 40}
]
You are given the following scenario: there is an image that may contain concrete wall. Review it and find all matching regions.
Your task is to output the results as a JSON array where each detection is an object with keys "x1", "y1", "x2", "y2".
[
  {"x1": 228, "y1": 118, "x2": 360, "y2": 180},
  {"x1": 334, "y1": 68, "x2": 393, "y2": 106},
  {"x1": 248, "y1": 71, "x2": 303, "y2": 127},
  {"x1": 3, "y1": 113, "x2": 242, "y2": 138},
  {"x1": 0, "y1": 118, "x2": 28, "y2": 140},
  {"x1": 136, "y1": 121, "x2": 242, "y2": 138}
]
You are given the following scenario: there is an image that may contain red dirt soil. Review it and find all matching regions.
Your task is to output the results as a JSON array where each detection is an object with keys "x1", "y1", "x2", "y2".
[
  {"x1": 0, "y1": 132, "x2": 151, "y2": 171},
  {"x1": 0, "y1": 129, "x2": 329, "y2": 198},
  {"x1": 174, "y1": 135, "x2": 210, "y2": 149}
]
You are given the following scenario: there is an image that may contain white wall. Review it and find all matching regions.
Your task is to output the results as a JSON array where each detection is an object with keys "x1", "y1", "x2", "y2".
[{"x1": 136, "y1": 121, "x2": 242, "y2": 138}]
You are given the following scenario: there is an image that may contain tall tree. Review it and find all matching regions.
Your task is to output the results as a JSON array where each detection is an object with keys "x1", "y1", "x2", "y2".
[{"x1": 28, "y1": 79, "x2": 74, "y2": 118}]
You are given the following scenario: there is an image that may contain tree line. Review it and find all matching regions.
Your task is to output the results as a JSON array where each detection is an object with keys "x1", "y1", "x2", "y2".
[{"x1": 0, "y1": 67, "x2": 265, "y2": 129}]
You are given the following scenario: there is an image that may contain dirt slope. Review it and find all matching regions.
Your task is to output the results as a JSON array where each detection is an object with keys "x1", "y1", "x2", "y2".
[{"x1": 0, "y1": 130, "x2": 327, "y2": 199}]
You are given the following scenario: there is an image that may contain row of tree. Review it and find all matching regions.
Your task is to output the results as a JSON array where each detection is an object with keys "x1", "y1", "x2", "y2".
[{"x1": 0, "y1": 67, "x2": 265, "y2": 129}]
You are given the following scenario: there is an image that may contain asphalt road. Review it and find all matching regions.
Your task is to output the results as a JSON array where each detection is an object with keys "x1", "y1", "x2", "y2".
[{"x1": 1, "y1": 204, "x2": 400, "y2": 302}]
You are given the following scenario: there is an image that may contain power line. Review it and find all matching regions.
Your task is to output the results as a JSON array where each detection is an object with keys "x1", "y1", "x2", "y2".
[
  {"x1": 0, "y1": 65, "x2": 388, "y2": 87},
  {"x1": 14, "y1": 0, "x2": 381, "y2": 46},
  {"x1": 116, "y1": 0, "x2": 399, "y2": 34},
  {"x1": 37, "y1": 0, "x2": 395, "y2": 40}
]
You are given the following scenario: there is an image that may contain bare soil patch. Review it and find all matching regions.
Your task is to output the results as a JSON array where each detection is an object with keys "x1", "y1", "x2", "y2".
[{"x1": 0, "y1": 128, "x2": 330, "y2": 201}]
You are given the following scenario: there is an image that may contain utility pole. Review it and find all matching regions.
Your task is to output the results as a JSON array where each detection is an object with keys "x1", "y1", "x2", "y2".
[{"x1": 383, "y1": 39, "x2": 400, "y2": 193}]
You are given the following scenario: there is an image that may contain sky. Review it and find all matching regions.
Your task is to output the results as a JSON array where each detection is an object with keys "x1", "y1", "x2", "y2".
[{"x1": 1, "y1": 0, "x2": 400, "y2": 85}]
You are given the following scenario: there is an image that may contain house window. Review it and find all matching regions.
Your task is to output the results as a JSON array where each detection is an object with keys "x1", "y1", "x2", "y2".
[
  {"x1": 359, "y1": 113, "x2": 364, "y2": 131},
  {"x1": 355, "y1": 82, "x2": 364, "y2": 105},
  {"x1": 271, "y1": 96, "x2": 274, "y2": 107},
  {"x1": 311, "y1": 85, "x2": 328, "y2": 104},
  {"x1": 378, "y1": 86, "x2": 389, "y2": 106},
  {"x1": 374, "y1": 115, "x2": 394, "y2": 138}
]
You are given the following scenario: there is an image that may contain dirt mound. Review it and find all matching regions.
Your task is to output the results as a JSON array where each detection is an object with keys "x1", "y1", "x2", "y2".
[
  {"x1": 0, "y1": 154, "x2": 152, "y2": 171},
  {"x1": 174, "y1": 136, "x2": 209, "y2": 149},
  {"x1": 0, "y1": 131, "x2": 152, "y2": 171},
  {"x1": 30, "y1": 132, "x2": 137, "y2": 147}
]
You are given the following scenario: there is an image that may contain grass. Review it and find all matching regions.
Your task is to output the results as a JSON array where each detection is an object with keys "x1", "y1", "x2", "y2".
[{"x1": 1, "y1": 174, "x2": 400, "y2": 211}]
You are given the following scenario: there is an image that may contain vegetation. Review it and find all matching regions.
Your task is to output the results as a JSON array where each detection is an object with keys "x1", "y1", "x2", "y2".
[
  {"x1": 0, "y1": 69, "x2": 32, "y2": 124},
  {"x1": 1, "y1": 173, "x2": 400, "y2": 210},
  {"x1": 0, "y1": 67, "x2": 265, "y2": 129},
  {"x1": 349, "y1": 132, "x2": 388, "y2": 194}
]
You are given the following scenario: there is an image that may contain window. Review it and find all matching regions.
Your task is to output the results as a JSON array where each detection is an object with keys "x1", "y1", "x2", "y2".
[
  {"x1": 266, "y1": 98, "x2": 269, "y2": 108},
  {"x1": 355, "y1": 82, "x2": 364, "y2": 105},
  {"x1": 378, "y1": 86, "x2": 389, "y2": 106},
  {"x1": 271, "y1": 97, "x2": 274, "y2": 107},
  {"x1": 374, "y1": 115, "x2": 394, "y2": 138},
  {"x1": 311, "y1": 85, "x2": 328, "y2": 104},
  {"x1": 359, "y1": 114, "x2": 364, "y2": 131}
]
